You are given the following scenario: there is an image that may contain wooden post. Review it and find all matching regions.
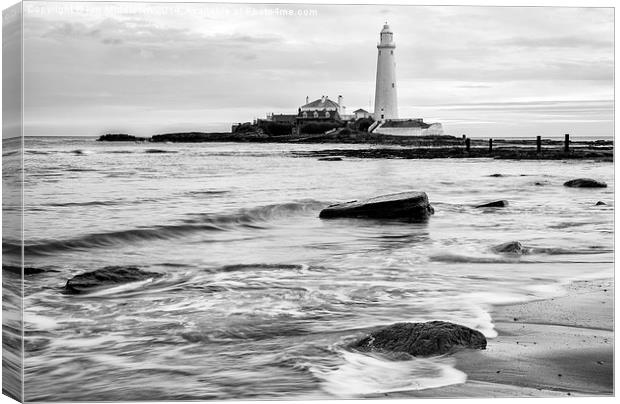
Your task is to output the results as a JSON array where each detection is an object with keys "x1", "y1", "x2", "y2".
[
  {"x1": 536, "y1": 136, "x2": 542, "y2": 153},
  {"x1": 465, "y1": 137, "x2": 471, "y2": 152},
  {"x1": 564, "y1": 133, "x2": 570, "y2": 152},
  {"x1": 489, "y1": 138, "x2": 493, "y2": 152}
]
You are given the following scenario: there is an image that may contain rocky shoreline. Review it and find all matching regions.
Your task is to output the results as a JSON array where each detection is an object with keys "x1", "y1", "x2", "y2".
[
  {"x1": 98, "y1": 131, "x2": 613, "y2": 161},
  {"x1": 294, "y1": 146, "x2": 613, "y2": 161}
]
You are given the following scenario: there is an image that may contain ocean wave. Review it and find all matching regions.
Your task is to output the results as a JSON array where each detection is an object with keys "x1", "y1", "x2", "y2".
[
  {"x1": 11, "y1": 200, "x2": 328, "y2": 256},
  {"x1": 144, "y1": 149, "x2": 177, "y2": 154},
  {"x1": 528, "y1": 246, "x2": 613, "y2": 255},
  {"x1": 185, "y1": 190, "x2": 230, "y2": 196},
  {"x1": 311, "y1": 349, "x2": 467, "y2": 397},
  {"x1": 70, "y1": 149, "x2": 93, "y2": 155},
  {"x1": 430, "y1": 253, "x2": 521, "y2": 264},
  {"x1": 45, "y1": 200, "x2": 121, "y2": 207},
  {"x1": 430, "y1": 244, "x2": 611, "y2": 264},
  {"x1": 214, "y1": 263, "x2": 306, "y2": 273},
  {"x1": 25, "y1": 150, "x2": 51, "y2": 155}
]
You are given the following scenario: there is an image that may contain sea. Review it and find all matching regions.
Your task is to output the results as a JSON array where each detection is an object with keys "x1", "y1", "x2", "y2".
[{"x1": 2, "y1": 136, "x2": 614, "y2": 401}]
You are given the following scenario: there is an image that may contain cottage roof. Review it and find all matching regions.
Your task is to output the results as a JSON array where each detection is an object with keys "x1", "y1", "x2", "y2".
[
  {"x1": 301, "y1": 98, "x2": 340, "y2": 110},
  {"x1": 354, "y1": 108, "x2": 369, "y2": 113}
]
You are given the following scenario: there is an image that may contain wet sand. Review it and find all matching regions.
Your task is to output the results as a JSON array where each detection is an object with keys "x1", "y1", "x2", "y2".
[{"x1": 381, "y1": 278, "x2": 614, "y2": 398}]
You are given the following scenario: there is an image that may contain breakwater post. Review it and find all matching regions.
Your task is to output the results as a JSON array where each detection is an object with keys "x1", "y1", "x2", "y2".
[
  {"x1": 489, "y1": 138, "x2": 493, "y2": 152},
  {"x1": 536, "y1": 136, "x2": 542, "y2": 153},
  {"x1": 564, "y1": 134, "x2": 570, "y2": 152},
  {"x1": 465, "y1": 137, "x2": 471, "y2": 152}
]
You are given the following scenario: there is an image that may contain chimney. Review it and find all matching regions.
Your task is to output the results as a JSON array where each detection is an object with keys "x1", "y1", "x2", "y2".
[
  {"x1": 306, "y1": 96, "x2": 309, "y2": 104},
  {"x1": 338, "y1": 95, "x2": 343, "y2": 106},
  {"x1": 321, "y1": 95, "x2": 326, "y2": 103}
]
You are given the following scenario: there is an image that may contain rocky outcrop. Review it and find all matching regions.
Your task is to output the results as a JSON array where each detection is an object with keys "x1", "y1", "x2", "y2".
[
  {"x1": 319, "y1": 191, "x2": 434, "y2": 220},
  {"x1": 475, "y1": 200, "x2": 508, "y2": 208},
  {"x1": 596, "y1": 201, "x2": 607, "y2": 206},
  {"x1": 97, "y1": 134, "x2": 147, "y2": 142},
  {"x1": 151, "y1": 132, "x2": 269, "y2": 143},
  {"x1": 64, "y1": 266, "x2": 162, "y2": 294},
  {"x1": 492, "y1": 241, "x2": 526, "y2": 255},
  {"x1": 351, "y1": 321, "x2": 486, "y2": 357},
  {"x1": 563, "y1": 178, "x2": 607, "y2": 188}
]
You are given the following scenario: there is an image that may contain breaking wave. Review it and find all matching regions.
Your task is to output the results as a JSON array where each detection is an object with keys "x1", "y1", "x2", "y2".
[
  {"x1": 9, "y1": 200, "x2": 328, "y2": 256},
  {"x1": 312, "y1": 349, "x2": 467, "y2": 397}
]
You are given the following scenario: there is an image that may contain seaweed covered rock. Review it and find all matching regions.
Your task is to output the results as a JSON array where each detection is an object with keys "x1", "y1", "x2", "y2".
[
  {"x1": 319, "y1": 191, "x2": 434, "y2": 220},
  {"x1": 64, "y1": 266, "x2": 162, "y2": 294},
  {"x1": 563, "y1": 178, "x2": 607, "y2": 188},
  {"x1": 351, "y1": 321, "x2": 486, "y2": 357}
]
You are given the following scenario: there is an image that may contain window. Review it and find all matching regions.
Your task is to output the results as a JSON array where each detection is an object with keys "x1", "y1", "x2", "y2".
[
  {"x1": 302, "y1": 112, "x2": 307, "y2": 118},
  {"x1": 379, "y1": 50, "x2": 381, "y2": 55},
  {"x1": 325, "y1": 112, "x2": 330, "y2": 118},
  {"x1": 390, "y1": 50, "x2": 393, "y2": 55},
  {"x1": 392, "y1": 83, "x2": 395, "y2": 88},
  {"x1": 313, "y1": 111, "x2": 319, "y2": 118}
]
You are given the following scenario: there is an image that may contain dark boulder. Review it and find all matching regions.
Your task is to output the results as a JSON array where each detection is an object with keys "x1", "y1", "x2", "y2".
[
  {"x1": 563, "y1": 178, "x2": 607, "y2": 188},
  {"x1": 351, "y1": 321, "x2": 486, "y2": 357},
  {"x1": 596, "y1": 201, "x2": 607, "y2": 206},
  {"x1": 492, "y1": 241, "x2": 526, "y2": 255},
  {"x1": 64, "y1": 266, "x2": 162, "y2": 295},
  {"x1": 319, "y1": 191, "x2": 434, "y2": 220},
  {"x1": 475, "y1": 200, "x2": 508, "y2": 208},
  {"x1": 488, "y1": 173, "x2": 504, "y2": 177}
]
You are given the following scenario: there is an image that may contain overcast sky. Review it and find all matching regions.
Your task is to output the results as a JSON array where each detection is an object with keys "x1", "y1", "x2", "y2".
[{"x1": 21, "y1": 1, "x2": 613, "y2": 138}]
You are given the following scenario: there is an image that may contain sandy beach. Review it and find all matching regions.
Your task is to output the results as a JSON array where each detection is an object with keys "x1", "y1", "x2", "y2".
[{"x1": 380, "y1": 278, "x2": 614, "y2": 398}]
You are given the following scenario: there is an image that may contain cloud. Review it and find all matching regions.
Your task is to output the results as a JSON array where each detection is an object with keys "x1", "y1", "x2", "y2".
[
  {"x1": 496, "y1": 35, "x2": 612, "y2": 49},
  {"x1": 102, "y1": 37, "x2": 123, "y2": 45},
  {"x1": 20, "y1": 3, "x2": 614, "y2": 138}
]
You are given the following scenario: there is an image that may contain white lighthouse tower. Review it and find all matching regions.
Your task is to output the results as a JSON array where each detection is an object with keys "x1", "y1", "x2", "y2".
[{"x1": 374, "y1": 23, "x2": 398, "y2": 120}]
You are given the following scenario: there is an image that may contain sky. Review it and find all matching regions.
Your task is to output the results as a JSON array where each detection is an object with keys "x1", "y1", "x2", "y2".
[{"x1": 17, "y1": 1, "x2": 614, "y2": 138}]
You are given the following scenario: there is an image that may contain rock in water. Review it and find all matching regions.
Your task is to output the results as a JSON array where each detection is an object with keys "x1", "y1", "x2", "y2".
[
  {"x1": 563, "y1": 178, "x2": 607, "y2": 188},
  {"x1": 475, "y1": 200, "x2": 508, "y2": 208},
  {"x1": 64, "y1": 266, "x2": 162, "y2": 294},
  {"x1": 492, "y1": 241, "x2": 526, "y2": 255},
  {"x1": 596, "y1": 201, "x2": 607, "y2": 206},
  {"x1": 318, "y1": 157, "x2": 343, "y2": 161},
  {"x1": 319, "y1": 191, "x2": 434, "y2": 220},
  {"x1": 351, "y1": 321, "x2": 486, "y2": 357}
]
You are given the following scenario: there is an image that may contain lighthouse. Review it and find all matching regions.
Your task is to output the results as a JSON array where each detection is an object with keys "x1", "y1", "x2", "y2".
[{"x1": 373, "y1": 23, "x2": 398, "y2": 120}]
